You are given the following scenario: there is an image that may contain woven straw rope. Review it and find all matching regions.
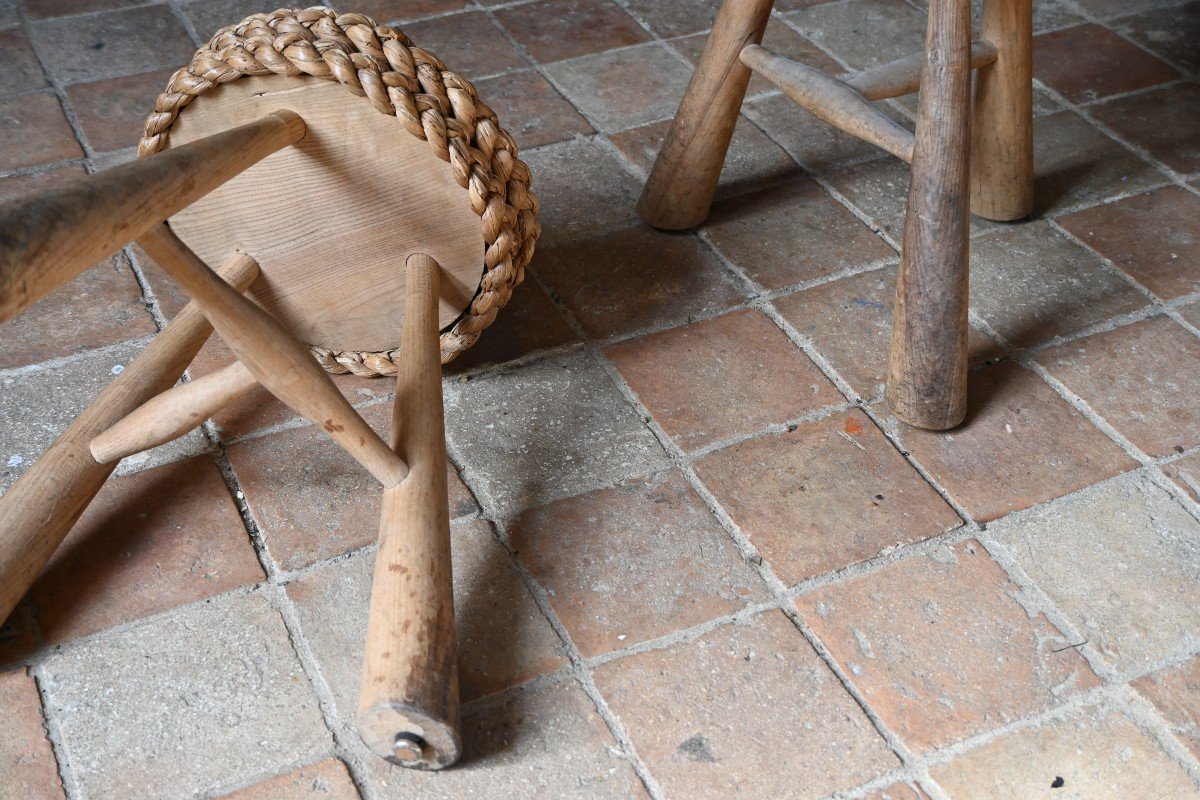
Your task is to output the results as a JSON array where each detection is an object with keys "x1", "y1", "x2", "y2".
[{"x1": 139, "y1": 6, "x2": 539, "y2": 377}]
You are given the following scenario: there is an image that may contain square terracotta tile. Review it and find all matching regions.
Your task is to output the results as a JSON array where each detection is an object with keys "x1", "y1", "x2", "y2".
[
  {"x1": 787, "y1": 0, "x2": 927, "y2": 71},
  {"x1": 0, "y1": 669, "x2": 65, "y2": 800},
  {"x1": 64, "y1": 68, "x2": 171, "y2": 153},
  {"x1": 593, "y1": 611, "x2": 898, "y2": 799},
  {"x1": 227, "y1": 403, "x2": 476, "y2": 572},
  {"x1": 891, "y1": 362, "x2": 1136, "y2": 521},
  {"x1": 0, "y1": 92, "x2": 82, "y2": 171},
  {"x1": 1057, "y1": 185, "x2": 1200, "y2": 299},
  {"x1": 508, "y1": 470, "x2": 767, "y2": 657},
  {"x1": 404, "y1": 12, "x2": 527, "y2": 79},
  {"x1": 443, "y1": 350, "x2": 670, "y2": 516},
  {"x1": 472, "y1": 70, "x2": 593, "y2": 150},
  {"x1": 0, "y1": 162, "x2": 83, "y2": 204},
  {"x1": 29, "y1": 6, "x2": 195, "y2": 85},
  {"x1": 534, "y1": 225, "x2": 745, "y2": 340},
  {"x1": 1091, "y1": 82, "x2": 1200, "y2": 174},
  {"x1": 27, "y1": 455, "x2": 264, "y2": 645},
  {"x1": 544, "y1": 43, "x2": 692, "y2": 131},
  {"x1": 520, "y1": 138, "x2": 642, "y2": 246},
  {"x1": 863, "y1": 782, "x2": 931, "y2": 800},
  {"x1": 0, "y1": 254, "x2": 155, "y2": 370},
  {"x1": 1180, "y1": 298, "x2": 1200, "y2": 329},
  {"x1": 286, "y1": 523, "x2": 567, "y2": 711},
  {"x1": 704, "y1": 178, "x2": 895, "y2": 291},
  {"x1": 930, "y1": 708, "x2": 1198, "y2": 799},
  {"x1": 1070, "y1": 0, "x2": 1187, "y2": 18},
  {"x1": 218, "y1": 758, "x2": 359, "y2": 800},
  {"x1": 444, "y1": 278, "x2": 578, "y2": 375},
  {"x1": 796, "y1": 539, "x2": 1100, "y2": 752},
  {"x1": 1033, "y1": 24, "x2": 1179, "y2": 104},
  {"x1": 621, "y1": 0, "x2": 721, "y2": 38},
  {"x1": 606, "y1": 308, "x2": 843, "y2": 450},
  {"x1": 774, "y1": 265, "x2": 1003, "y2": 400},
  {"x1": 670, "y1": 19, "x2": 842, "y2": 97},
  {"x1": 1032, "y1": 110, "x2": 1166, "y2": 217},
  {"x1": 1035, "y1": 316, "x2": 1200, "y2": 458},
  {"x1": 180, "y1": 0, "x2": 285, "y2": 40},
  {"x1": 988, "y1": 475, "x2": 1200, "y2": 677},
  {"x1": 744, "y1": 92, "x2": 900, "y2": 172},
  {"x1": 1114, "y1": 1, "x2": 1200, "y2": 75},
  {"x1": 351, "y1": 0, "x2": 470, "y2": 24},
  {"x1": 0, "y1": 30, "x2": 46, "y2": 95},
  {"x1": 43, "y1": 592, "x2": 331, "y2": 799},
  {"x1": 496, "y1": 0, "x2": 649, "y2": 64},
  {"x1": 695, "y1": 409, "x2": 962, "y2": 585},
  {"x1": 969, "y1": 221, "x2": 1149, "y2": 349},
  {"x1": 1134, "y1": 656, "x2": 1200, "y2": 761},
  {"x1": 609, "y1": 114, "x2": 800, "y2": 201},
  {"x1": 367, "y1": 680, "x2": 647, "y2": 798},
  {"x1": 1164, "y1": 450, "x2": 1200, "y2": 502}
]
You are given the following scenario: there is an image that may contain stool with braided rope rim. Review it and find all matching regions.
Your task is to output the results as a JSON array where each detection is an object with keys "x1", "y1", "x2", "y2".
[{"x1": 0, "y1": 5, "x2": 540, "y2": 773}]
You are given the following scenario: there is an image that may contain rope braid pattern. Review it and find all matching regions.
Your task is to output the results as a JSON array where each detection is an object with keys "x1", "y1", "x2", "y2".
[{"x1": 139, "y1": 6, "x2": 540, "y2": 377}]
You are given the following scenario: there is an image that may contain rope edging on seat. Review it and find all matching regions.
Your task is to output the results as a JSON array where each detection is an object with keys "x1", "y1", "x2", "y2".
[{"x1": 139, "y1": 6, "x2": 540, "y2": 377}]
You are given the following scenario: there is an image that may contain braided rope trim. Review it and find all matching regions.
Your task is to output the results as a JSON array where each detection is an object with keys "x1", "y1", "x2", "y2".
[{"x1": 139, "y1": 6, "x2": 540, "y2": 377}]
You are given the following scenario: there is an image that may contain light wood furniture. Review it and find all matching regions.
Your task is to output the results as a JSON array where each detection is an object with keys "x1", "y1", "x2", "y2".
[
  {"x1": 640, "y1": 0, "x2": 1033, "y2": 429},
  {"x1": 0, "y1": 8, "x2": 539, "y2": 771}
]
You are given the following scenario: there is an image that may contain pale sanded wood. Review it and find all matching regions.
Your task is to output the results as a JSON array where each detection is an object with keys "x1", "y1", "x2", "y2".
[
  {"x1": 637, "y1": 0, "x2": 775, "y2": 230},
  {"x1": 164, "y1": 75, "x2": 485, "y2": 352},
  {"x1": 0, "y1": 111, "x2": 301, "y2": 324},
  {"x1": 90, "y1": 360, "x2": 258, "y2": 464},
  {"x1": 886, "y1": 0, "x2": 973, "y2": 430},
  {"x1": 849, "y1": 40, "x2": 997, "y2": 100},
  {"x1": 138, "y1": 223, "x2": 409, "y2": 487},
  {"x1": 741, "y1": 44, "x2": 916, "y2": 163},
  {"x1": 970, "y1": 0, "x2": 1034, "y2": 221},
  {"x1": 358, "y1": 253, "x2": 460, "y2": 770},
  {"x1": 0, "y1": 253, "x2": 259, "y2": 627}
]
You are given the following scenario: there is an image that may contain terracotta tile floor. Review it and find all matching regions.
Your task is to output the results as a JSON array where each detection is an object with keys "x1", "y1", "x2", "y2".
[{"x1": 2, "y1": 0, "x2": 1200, "y2": 797}]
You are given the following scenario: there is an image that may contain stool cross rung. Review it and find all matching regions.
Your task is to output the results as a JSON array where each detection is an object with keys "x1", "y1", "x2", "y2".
[
  {"x1": 740, "y1": 44, "x2": 916, "y2": 162},
  {"x1": 849, "y1": 39, "x2": 998, "y2": 101}
]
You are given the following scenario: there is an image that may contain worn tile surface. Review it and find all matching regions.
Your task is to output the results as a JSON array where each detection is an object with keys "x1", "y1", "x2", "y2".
[
  {"x1": 496, "y1": 0, "x2": 649, "y2": 64},
  {"x1": 42, "y1": 593, "x2": 331, "y2": 800},
  {"x1": 0, "y1": 92, "x2": 82, "y2": 171},
  {"x1": 595, "y1": 611, "x2": 897, "y2": 799},
  {"x1": 987, "y1": 475, "x2": 1200, "y2": 677},
  {"x1": 696, "y1": 410, "x2": 962, "y2": 585},
  {"x1": 1036, "y1": 316, "x2": 1200, "y2": 457},
  {"x1": 218, "y1": 758, "x2": 359, "y2": 800},
  {"x1": 797, "y1": 539, "x2": 1100, "y2": 752},
  {"x1": 29, "y1": 6, "x2": 195, "y2": 85},
  {"x1": 0, "y1": 669, "x2": 65, "y2": 800},
  {"x1": 545, "y1": 43, "x2": 693, "y2": 131},
  {"x1": 509, "y1": 470, "x2": 766, "y2": 657},
  {"x1": 1090, "y1": 82, "x2": 1200, "y2": 174},
  {"x1": 1134, "y1": 656, "x2": 1200, "y2": 761},
  {"x1": 1033, "y1": 24, "x2": 1179, "y2": 103},
  {"x1": 606, "y1": 308, "x2": 842, "y2": 450},
  {"x1": 930, "y1": 707, "x2": 1199, "y2": 799}
]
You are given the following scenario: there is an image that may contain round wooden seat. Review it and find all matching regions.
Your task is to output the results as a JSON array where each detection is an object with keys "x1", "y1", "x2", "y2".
[{"x1": 139, "y1": 7, "x2": 540, "y2": 376}]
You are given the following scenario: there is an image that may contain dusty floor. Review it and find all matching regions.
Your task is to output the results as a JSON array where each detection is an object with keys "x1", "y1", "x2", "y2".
[{"x1": 2, "y1": 0, "x2": 1200, "y2": 797}]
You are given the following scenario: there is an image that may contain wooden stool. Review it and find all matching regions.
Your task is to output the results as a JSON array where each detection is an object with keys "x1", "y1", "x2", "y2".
[
  {"x1": 639, "y1": 0, "x2": 1033, "y2": 429},
  {"x1": 0, "y1": 7, "x2": 538, "y2": 771}
]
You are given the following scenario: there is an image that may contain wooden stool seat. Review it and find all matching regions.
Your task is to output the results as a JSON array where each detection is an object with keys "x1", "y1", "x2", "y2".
[{"x1": 0, "y1": 6, "x2": 540, "y2": 773}]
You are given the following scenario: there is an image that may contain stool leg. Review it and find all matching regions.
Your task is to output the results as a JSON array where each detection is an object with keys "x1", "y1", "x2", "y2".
[
  {"x1": 886, "y1": 0, "x2": 972, "y2": 430},
  {"x1": 970, "y1": 0, "x2": 1034, "y2": 221},
  {"x1": 637, "y1": 0, "x2": 775, "y2": 230},
  {"x1": 358, "y1": 254, "x2": 460, "y2": 770}
]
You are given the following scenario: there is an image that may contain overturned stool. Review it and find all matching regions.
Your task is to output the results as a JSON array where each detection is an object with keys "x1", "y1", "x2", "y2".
[{"x1": 0, "y1": 7, "x2": 538, "y2": 770}]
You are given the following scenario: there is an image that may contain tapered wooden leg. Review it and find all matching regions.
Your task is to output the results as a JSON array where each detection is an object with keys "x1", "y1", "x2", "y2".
[
  {"x1": 637, "y1": 0, "x2": 775, "y2": 230},
  {"x1": 886, "y1": 0, "x2": 972, "y2": 430},
  {"x1": 0, "y1": 253, "x2": 259, "y2": 626},
  {"x1": 138, "y1": 223, "x2": 408, "y2": 488},
  {"x1": 358, "y1": 254, "x2": 459, "y2": 770},
  {"x1": 970, "y1": 0, "x2": 1033, "y2": 221}
]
